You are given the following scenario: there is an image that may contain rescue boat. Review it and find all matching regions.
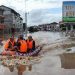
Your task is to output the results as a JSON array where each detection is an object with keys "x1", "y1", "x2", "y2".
[{"x1": 1, "y1": 46, "x2": 42, "y2": 56}]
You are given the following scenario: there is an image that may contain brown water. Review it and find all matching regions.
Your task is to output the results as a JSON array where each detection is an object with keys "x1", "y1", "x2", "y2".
[
  {"x1": 0, "y1": 49, "x2": 75, "y2": 75},
  {"x1": 0, "y1": 31, "x2": 75, "y2": 75}
]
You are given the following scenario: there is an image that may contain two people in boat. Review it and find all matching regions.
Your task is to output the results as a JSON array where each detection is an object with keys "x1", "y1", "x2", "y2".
[
  {"x1": 16, "y1": 35, "x2": 35, "y2": 53},
  {"x1": 2, "y1": 35, "x2": 35, "y2": 55}
]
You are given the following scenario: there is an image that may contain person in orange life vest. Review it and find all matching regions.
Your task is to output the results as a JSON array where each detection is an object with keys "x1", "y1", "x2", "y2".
[
  {"x1": 4, "y1": 37, "x2": 16, "y2": 51},
  {"x1": 26, "y1": 35, "x2": 35, "y2": 52},
  {"x1": 16, "y1": 35, "x2": 27, "y2": 53},
  {"x1": 2, "y1": 37, "x2": 16, "y2": 55}
]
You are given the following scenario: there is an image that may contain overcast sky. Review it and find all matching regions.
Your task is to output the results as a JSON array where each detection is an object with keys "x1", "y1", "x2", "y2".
[{"x1": 0, "y1": 0, "x2": 75, "y2": 26}]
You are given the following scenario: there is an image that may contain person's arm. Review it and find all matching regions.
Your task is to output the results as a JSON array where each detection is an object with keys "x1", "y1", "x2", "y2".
[
  {"x1": 15, "y1": 42, "x2": 21, "y2": 50},
  {"x1": 6, "y1": 42, "x2": 13, "y2": 51},
  {"x1": 32, "y1": 41, "x2": 35, "y2": 50}
]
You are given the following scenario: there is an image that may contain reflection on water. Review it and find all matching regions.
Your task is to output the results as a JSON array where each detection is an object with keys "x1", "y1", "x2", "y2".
[
  {"x1": 0, "y1": 55, "x2": 34, "y2": 75},
  {"x1": 2, "y1": 63, "x2": 32, "y2": 75},
  {"x1": 17, "y1": 65, "x2": 26, "y2": 75},
  {"x1": 8, "y1": 65, "x2": 14, "y2": 72}
]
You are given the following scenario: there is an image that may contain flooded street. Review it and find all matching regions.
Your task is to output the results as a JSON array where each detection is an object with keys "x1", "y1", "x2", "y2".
[
  {"x1": 31, "y1": 31, "x2": 66, "y2": 45},
  {"x1": 0, "y1": 0, "x2": 75, "y2": 75},
  {"x1": 0, "y1": 31, "x2": 75, "y2": 75}
]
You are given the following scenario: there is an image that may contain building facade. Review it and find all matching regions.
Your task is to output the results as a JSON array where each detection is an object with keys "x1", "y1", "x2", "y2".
[
  {"x1": 0, "y1": 5, "x2": 23, "y2": 34},
  {"x1": 38, "y1": 22, "x2": 58, "y2": 31},
  {"x1": 62, "y1": 1, "x2": 75, "y2": 30},
  {"x1": 63, "y1": 1, "x2": 75, "y2": 22}
]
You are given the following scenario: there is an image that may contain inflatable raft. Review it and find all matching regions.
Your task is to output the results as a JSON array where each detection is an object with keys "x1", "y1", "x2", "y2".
[
  {"x1": 0, "y1": 46, "x2": 42, "y2": 70},
  {"x1": 1, "y1": 46, "x2": 41, "y2": 56},
  {"x1": 16, "y1": 46, "x2": 41, "y2": 56}
]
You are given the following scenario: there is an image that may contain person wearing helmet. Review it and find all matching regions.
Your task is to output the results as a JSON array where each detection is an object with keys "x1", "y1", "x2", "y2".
[
  {"x1": 26, "y1": 35, "x2": 35, "y2": 53},
  {"x1": 16, "y1": 35, "x2": 27, "y2": 53}
]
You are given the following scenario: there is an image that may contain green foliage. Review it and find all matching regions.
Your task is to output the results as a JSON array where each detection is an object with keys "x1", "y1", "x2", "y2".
[
  {"x1": 60, "y1": 24, "x2": 66, "y2": 31},
  {"x1": 28, "y1": 26, "x2": 39, "y2": 33}
]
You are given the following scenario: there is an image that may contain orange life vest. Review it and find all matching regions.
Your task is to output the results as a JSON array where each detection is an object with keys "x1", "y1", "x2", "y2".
[
  {"x1": 4, "y1": 39, "x2": 15, "y2": 50},
  {"x1": 27, "y1": 40, "x2": 33, "y2": 49},
  {"x1": 19, "y1": 40, "x2": 27, "y2": 52}
]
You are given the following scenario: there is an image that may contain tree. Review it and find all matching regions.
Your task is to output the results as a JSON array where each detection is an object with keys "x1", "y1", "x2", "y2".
[{"x1": 28, "y1": 26, "x2": 38, "y2": 33}]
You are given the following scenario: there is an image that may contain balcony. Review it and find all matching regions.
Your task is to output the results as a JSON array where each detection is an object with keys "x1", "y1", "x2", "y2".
[{"x1": 0, "y1": 23, "x2": 5, "y2": 29}]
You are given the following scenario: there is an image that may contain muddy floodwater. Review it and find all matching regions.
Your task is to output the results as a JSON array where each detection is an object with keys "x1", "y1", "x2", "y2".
[{"x1": 0, "y1": 31, "x2": 75, "y2": 75}]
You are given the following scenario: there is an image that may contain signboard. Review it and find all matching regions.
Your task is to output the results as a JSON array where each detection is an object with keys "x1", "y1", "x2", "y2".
[{"x1": 63, "y1": 17, "x2": 75, "y2": 22}]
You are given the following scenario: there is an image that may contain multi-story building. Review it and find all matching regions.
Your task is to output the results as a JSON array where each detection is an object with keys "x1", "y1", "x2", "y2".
[
  {"x1": 38, "y1": 22, "x2": 58, "y2": 31},
  {"x1": 0, "y1": 5, "x2": 23, "y2": 34},
  {"x1": 62, "y1": 1, "x2": 75, "y2": 30},
  {"x1": 38, "y1": 24, "x2": 51, "y2": 31},
  {"x1": 0, "y1": 8, "x2": 5, "y2": 30}
]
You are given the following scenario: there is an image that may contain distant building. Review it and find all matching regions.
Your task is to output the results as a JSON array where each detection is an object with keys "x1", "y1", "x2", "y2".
[
  {"x1": 62, "y1": 1, "x2": 75, "y2": 30},
  {"x1": 38, "y1": 22, "x2": 58, "y2": 31},
  {"x1": 0, "y1": 5, "x2": 23, "y2": 34},
  {"x1": 38, "y1": 24, "x2": 51, "y2": 31}
]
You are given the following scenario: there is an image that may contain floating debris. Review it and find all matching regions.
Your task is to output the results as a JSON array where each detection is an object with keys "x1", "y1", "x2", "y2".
[{"x1": 66, "y1": 48, "x2": 72, "y2": 51}]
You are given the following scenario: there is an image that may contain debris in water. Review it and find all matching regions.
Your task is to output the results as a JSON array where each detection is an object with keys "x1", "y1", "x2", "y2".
[{"x1": 66, "y1": 49, "x2": 72, "y2": 51}]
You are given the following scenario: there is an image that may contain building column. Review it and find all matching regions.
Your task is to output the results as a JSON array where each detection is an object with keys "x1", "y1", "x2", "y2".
[
  {"x1": 70, "y1": 25, "x2": 74, "y2": 37},
  {"x1": 71, "y1": 25, "x2": 73, "y2": 31},
  {"x1": 66, "y1": 26, "x2": 68, "y2": 33}
]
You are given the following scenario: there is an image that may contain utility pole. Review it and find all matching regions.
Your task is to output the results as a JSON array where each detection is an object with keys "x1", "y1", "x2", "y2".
[
  {"x1": 25, "y1": 13, "x2": 27, "y2": 37},
  {"x1": 25, "y1": 0, "x2": 27, "y2": 37}
]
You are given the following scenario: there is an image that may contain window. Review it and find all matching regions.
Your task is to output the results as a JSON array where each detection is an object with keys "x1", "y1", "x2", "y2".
[
  {"x1": 72, "y1": 6, "x2": 74, "y2": 9},
  {"x1": 69, "y1": 6, "x2": 71, "y2": 10},
  {"x1": 65, "y1": 6, "x2": 67, "y2": 10},
  {"x1": 0, "y1": 19, "x2": 4, "y2": 23},
  {"x1": 65, "y1": 6, "x2": 71, "y2": 10},
  {"x1": 68, "y1": 12, "x2": 74, "y2": 16},
  {"x1": 68, "y1": 6, "x2": 70, "y2": 10},
  {"x1": 69, "y1": 12, "x2": 71, "y2": 16},
  {"x1": 66, "y1": 12, "x2": 68, "y2": 16}
]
